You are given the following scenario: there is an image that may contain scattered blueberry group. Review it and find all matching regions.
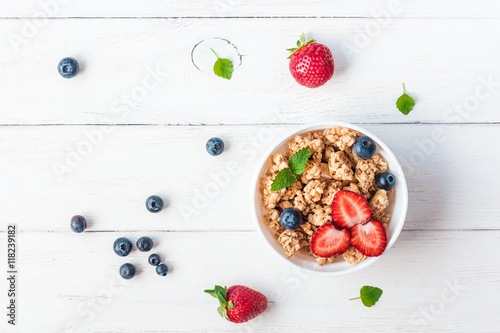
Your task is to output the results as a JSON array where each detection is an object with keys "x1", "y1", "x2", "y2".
[
  {"x1": 70, "y1": 215, "x2": 87, "y2": 233},
  {"x1": 113, "y1": 237, "x2": 133, "y2": 257},
  {"x1": 146, "y1": 195, "x2": 164, "y2": 213},
  {"x1": 113, "y1": 236, "x2": 168, "y2": 278},
  {"x1": 58, "y1": 57, "x2": 79, "y2": 78},
  {"x1": 353, "y1": 136, "x2": 376, "y2": 159},
  {"x1": 119, "y1": 263, "x2": 136, "y2": 280},
  {"x1": 376, "y1": 172, "x2": 396, "y2": 190},
  {"x1": 206, "y1": 137, "x2": 225, "y2": 156},
  {"x1": 280, "y1": 208, "x2": 303, "y2": 230}
]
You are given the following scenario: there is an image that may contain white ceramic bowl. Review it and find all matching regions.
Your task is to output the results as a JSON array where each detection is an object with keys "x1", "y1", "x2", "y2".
[{"x1": 251, "y1": 121, "x2": 408, "y2": 276}]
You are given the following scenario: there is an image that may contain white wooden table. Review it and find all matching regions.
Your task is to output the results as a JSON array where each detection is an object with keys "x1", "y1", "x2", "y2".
[{"x1": 1, "y1": 1, "x2": 499, "y2": 332}]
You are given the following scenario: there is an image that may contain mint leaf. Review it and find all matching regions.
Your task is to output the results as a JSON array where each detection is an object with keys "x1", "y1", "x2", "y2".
[
  {"x1": 270, "y1": 168, "x2": 297, "y2": 192},
  {"x1": 396, "y1": 83, "x2": 415, "y2": 115},
  {"x1": 211, "y1": 49, "x2": 233, "y2": 80},
  {"x1": 349, "y1": 286, "x2": 383, "y2": 307},
  {"x1": 288, "y1": 147, "x2": 310, "y2": 175}
]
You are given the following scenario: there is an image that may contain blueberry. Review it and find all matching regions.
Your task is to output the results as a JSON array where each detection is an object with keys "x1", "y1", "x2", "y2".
[
  {"x1": 353, "y1": 136, "x2": 376, "y2": 159},
  {"x1": 146, "y1": 195, "x2": 163, "y2": 213},
  {"x1": 70, "y1": 215, "x2": 86, "y2": 233},
  {"x1": 280, "y1": 208, "x2": 303, "y2": 230},
  {"x1": 119, "y1": 263, "x2": 136, "y2": 279},
  {"x1": 376, "y1": 172, "x2": 396, "y2": 190},
  {"x1": 156, "y1": 263, "x2": 168, "y2": 276},
  {"x1": 58, "y1": 57, "x2": 79, "y2": 78},
  {"x1": 113, "y1": 237, "x2": 132, "y2": 257},
  {"x1": 137, "y1": 236, "x2": 153, "y2": 252},
  {"x1": 148, "y1": 254, "x2": 161, "y2": 266},
  {"x1": 206, "y1": 137, "x2": 224, "y2": 156}
]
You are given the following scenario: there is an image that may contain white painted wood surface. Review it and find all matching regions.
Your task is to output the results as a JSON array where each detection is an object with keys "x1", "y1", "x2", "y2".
[{"x1": 1, "y1": 2, "x2": 499, "y2": 333}]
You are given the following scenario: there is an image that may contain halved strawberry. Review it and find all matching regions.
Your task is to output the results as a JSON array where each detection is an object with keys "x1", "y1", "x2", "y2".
[
  {"x1": 311, "y1": 223, "x2": 351, "y2": 258},
  {"x1": 350, "y1": 219, "x2": 387, "y2": 257},
  {"x1": 331, "y1": 190, "x2": 372, "y2": 229}
]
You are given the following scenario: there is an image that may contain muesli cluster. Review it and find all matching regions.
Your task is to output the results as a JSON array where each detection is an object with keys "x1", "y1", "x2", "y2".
[{"x1": 260, "y1": 127, "x2": 393, "y2": 266}]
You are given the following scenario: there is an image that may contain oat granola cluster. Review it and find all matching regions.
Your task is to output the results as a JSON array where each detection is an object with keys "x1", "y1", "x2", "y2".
[{"x1": 260, "y1": 127, "x2": 392, "y2": 266}]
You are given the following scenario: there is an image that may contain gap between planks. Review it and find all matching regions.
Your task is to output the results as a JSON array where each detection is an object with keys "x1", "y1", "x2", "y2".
[{"x1": 0, "y1": 122, "x2": 499, "y2": 127}]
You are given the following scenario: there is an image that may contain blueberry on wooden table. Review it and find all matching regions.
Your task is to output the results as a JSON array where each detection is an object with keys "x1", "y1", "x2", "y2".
[
  {"x1": 156, "y1": 263, "x2": 168, "y2": 276},
  {"x1": 136, "y1": 236, "x2": 153, "y2": 252},
  {"x1": 146, "y1": 195, "x2": 163, "y2": 213},
  {"x1": 113, "y1": 237, "x2": 133, "y2": 257},
  {"x1": 58, "y1": 57, "x2": 79, "y2": 78},
  {"x1": 148, "y1": 254, "x2": 161, "y2": 266},
  {"x1": 206, "y1": 137, "x2": 224, "y2": 156},
  {"x1": 70, "y1": 215, "x2": 87, "y2": 233},
  {"x1": 119, "y1": 263, "x2": 136, "y2": 279}
]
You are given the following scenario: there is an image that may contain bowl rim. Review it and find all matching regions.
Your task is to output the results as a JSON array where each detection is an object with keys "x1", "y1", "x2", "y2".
[{"x1": 250, "y1": 121, "x2": 408, "y2": 276}]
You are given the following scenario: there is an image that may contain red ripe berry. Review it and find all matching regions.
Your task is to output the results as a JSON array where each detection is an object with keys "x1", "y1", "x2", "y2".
[
  {"x1": 204, "y1": 285, "x2": 268, "y2": 323},
  {"x1": 287, "y1": 33, "x2": 335, "y2": 88}
]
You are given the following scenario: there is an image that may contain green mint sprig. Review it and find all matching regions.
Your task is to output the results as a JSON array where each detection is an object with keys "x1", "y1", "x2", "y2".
[
  {"x1": 211, "y1": 49, "x2": 233, "y2": 80},
  {"x1": 270, "y1": 147, "x2": 310, "y2": 192},
  {"x1": 396, "y1": 83, "x2": 415, "y2": 115},
  {"x1": 349, "y1": 286, "x2": 383, "y2": 307}
]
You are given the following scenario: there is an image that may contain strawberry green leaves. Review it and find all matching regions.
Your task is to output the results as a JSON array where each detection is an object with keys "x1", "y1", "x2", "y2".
[
  {"x1": 286, "y1": 33, "x2": 316, "y2": 59},
  {"x1": 270, "y1": 147, "x2": 310, "y2": 192},
  {"x1": 349, "y1": 286, "x2": 383, "y2": 307},
  {"x1": 205, "y1": 285, "x2": 231, "y2": 321},
  {"x1": 396, "y1": 83, "x2": 415, "y2": 115},
  {"x1": 211, "y1": 49, "x2": 233, "y2": 80}
]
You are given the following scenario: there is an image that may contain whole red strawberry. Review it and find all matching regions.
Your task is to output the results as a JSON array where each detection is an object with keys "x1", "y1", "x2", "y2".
[
  {"x1": 287, "y1": 33, "x2": 334, "y2": 88},
  {"x1": 204, "y1": 285, "x2": 268, "y2": 323}
]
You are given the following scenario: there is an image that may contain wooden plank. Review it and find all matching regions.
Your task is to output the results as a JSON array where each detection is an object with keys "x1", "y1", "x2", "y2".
[
  {"x1": 1, "y1": 18, "x2": 500, "y2": 125},
  {"x1": 0, "y1": 124, "x2": 497, "y2": 231},
  {"x1": 0, "y1": 230, "x2": 498, "y2": 332},
  {"x1": 1, "y1": 0, "x2": 500, "y2": 18}
]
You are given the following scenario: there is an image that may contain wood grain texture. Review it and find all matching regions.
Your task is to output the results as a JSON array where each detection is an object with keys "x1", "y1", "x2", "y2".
[
  {"x1": 1, "y1": 18, "x2": 500, "y2": 125},
  {"x1": 0, "y1": 230, "x2": 498, "y2": 333},
  {"x1": 0, "y1": 124, "x2": 497, "y2": 231},
  {"x1": 1, "y1": 0, "x2": 500, "y2": 18}
]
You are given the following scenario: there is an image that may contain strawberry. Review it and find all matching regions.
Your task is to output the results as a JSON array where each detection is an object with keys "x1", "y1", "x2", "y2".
[
  {"x1": 350, "y1": 219, "x2": 388, "y2": 257},
  {"x1": 204, "y1": 285, "x2": 267, "y2": 323},
  {"x1": 311, "y1": 223, "x2": 351, "y2": 258},
  {"x1": 331, "y1": 190, "x2": 372, "y2": 229},
  {"x1": 287, "y1": 33, "x2": 334, "y2": 88}
]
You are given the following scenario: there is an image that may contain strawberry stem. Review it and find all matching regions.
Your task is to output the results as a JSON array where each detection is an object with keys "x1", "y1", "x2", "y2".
[
  {"x1": 205, "y1": 285, "x2": 231, "y2": 321},
  {"x1": 287, "y1": 33, "x2": 316, "y2": 58}
]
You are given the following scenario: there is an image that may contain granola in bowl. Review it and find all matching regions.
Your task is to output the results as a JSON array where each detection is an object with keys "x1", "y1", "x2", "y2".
[{"x1": 259, "y1": 126, "x2": 393, "y2": 267}]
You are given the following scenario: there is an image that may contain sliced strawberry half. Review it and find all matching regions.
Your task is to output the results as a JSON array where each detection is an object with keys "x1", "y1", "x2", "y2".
[
  {"x1": 311, "y1": 223, "x2": 351, "y2": 258},
  {"x1": 331, "y1": 190, "x2": 372, "y2": 229},
  {"x1": 350, "y1": 219, "x2": 387, "y2": 257}
]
